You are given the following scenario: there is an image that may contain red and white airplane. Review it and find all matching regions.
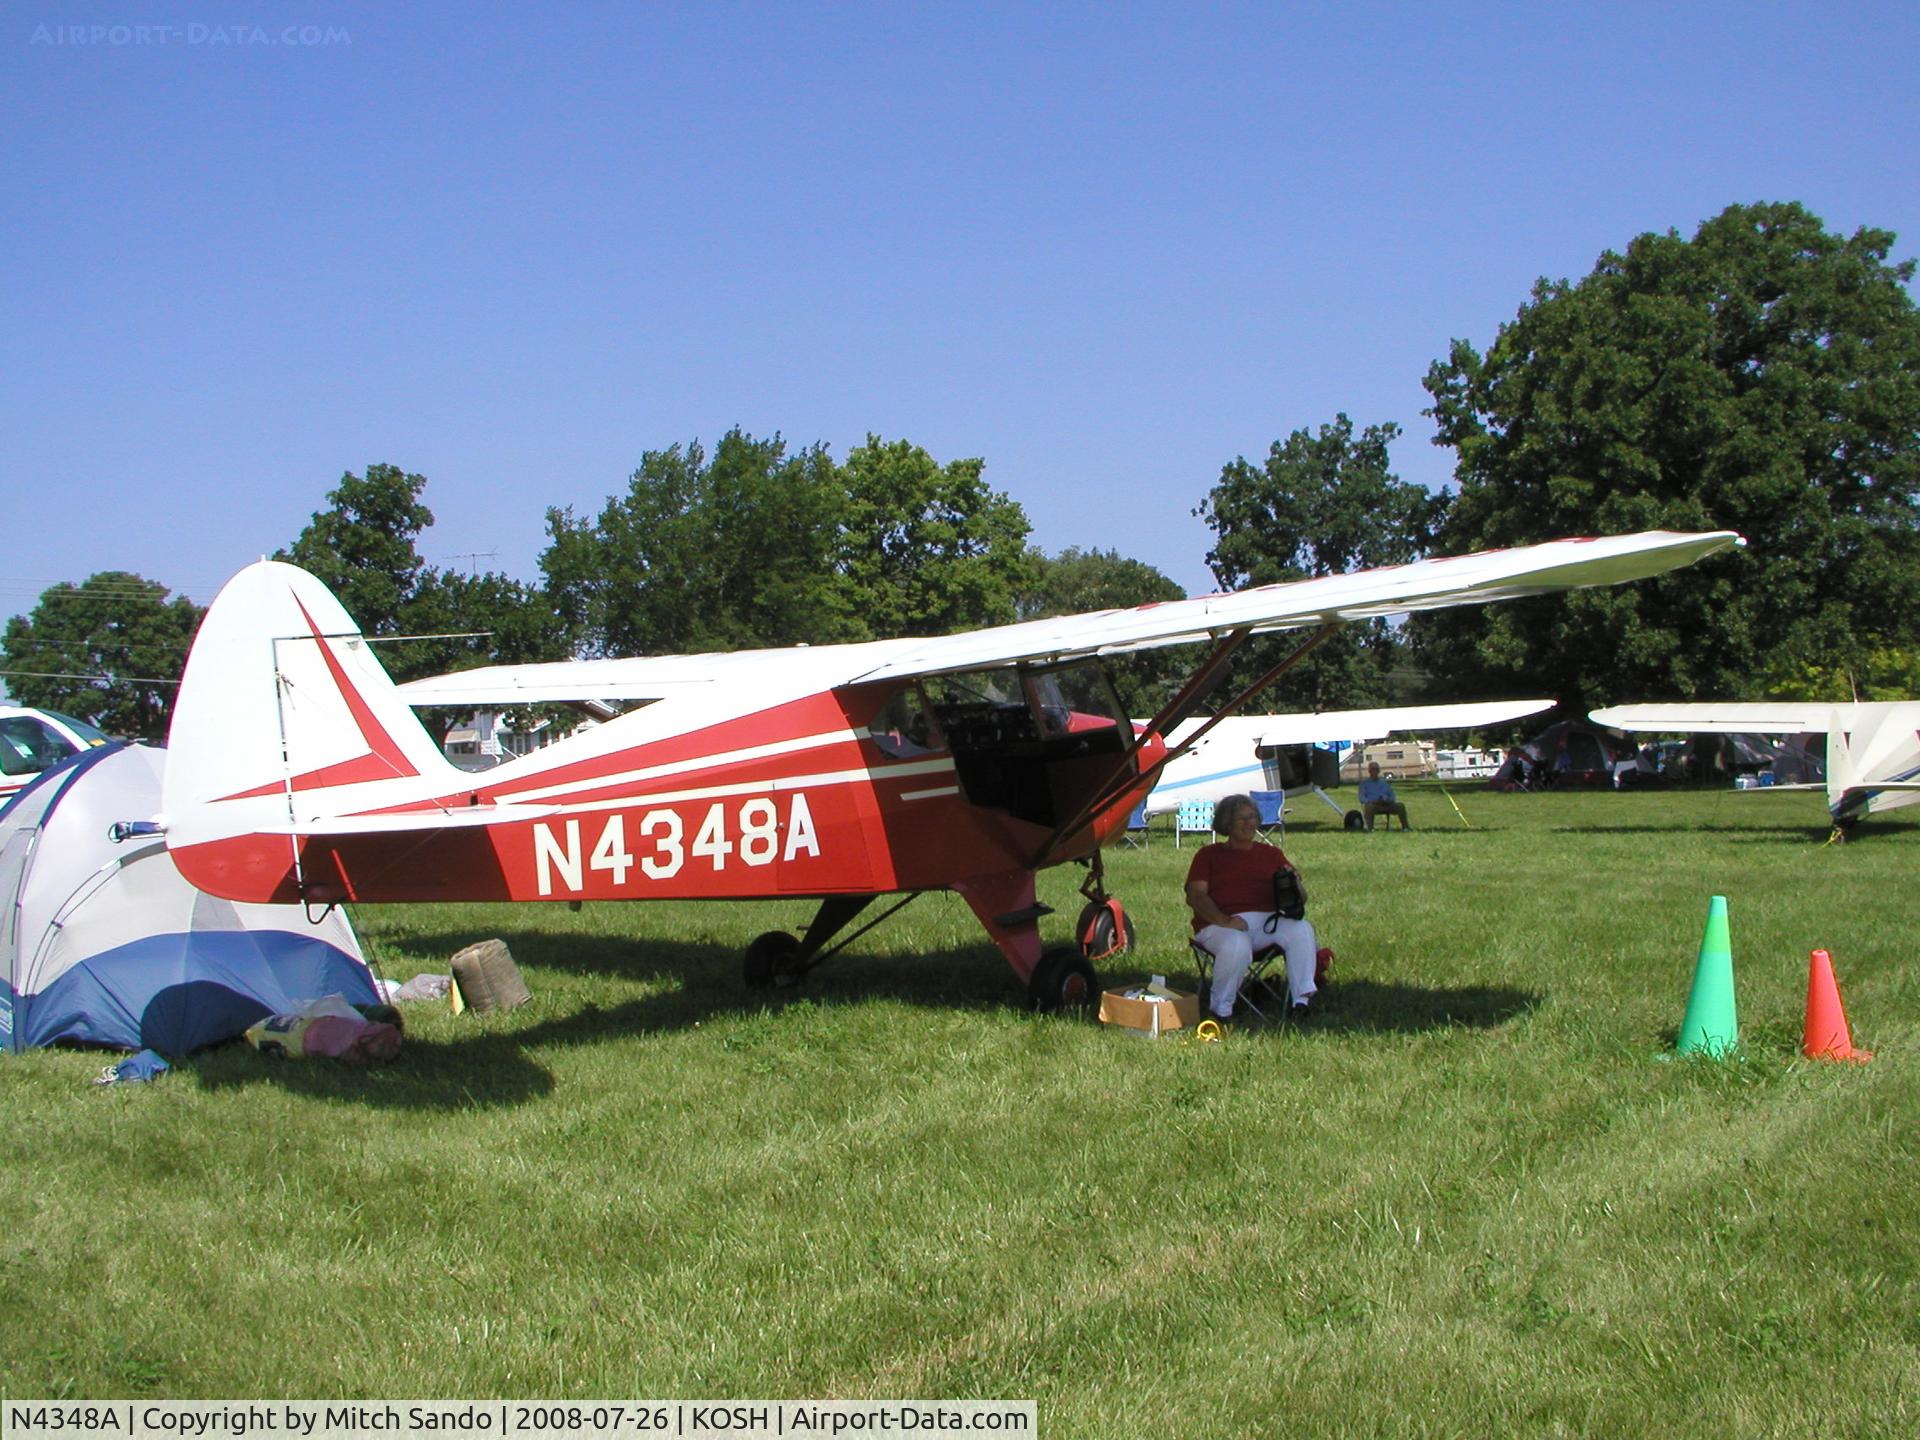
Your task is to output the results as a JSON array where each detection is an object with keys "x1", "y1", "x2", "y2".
[{"x1": 161, "y1": 530, "x2": 1740, "y2": 1007}]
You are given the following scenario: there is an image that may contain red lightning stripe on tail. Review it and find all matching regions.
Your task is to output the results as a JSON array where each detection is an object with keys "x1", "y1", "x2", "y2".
[{"x1": 216, "y1": 597, "x2": 421, "y2": 802}]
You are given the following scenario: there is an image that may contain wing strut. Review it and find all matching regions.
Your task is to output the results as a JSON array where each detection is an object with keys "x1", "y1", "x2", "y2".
[
  {"x1": 1151, "y1": 623, "x2": 1341, "y2": 777},
  {"x1": 1028, "y1": 622, "x2": 1338, "y2": 870}
]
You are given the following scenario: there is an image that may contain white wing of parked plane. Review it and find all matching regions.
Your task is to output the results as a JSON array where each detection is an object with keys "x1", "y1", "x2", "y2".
[
  {"x1": 1589, "y1": 702, "x2": 1838, "y2": 734},
  {"x1": 1592, "y1": 700, "x2": 1920, "y2": 831},
  {"x1": 1144, "y1": 698, "x2": 1555, "y2": 819},
  {"x1": 402, "y1": 532, "x2": 1740, "y2": 707},
  {"x1": 1252, "y1": 698, "x2": 1556, "y2": 747}
]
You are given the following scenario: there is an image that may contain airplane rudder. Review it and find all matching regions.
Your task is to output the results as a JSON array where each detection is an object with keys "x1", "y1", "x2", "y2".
[{"x1": 164, "y1": 560, "x2": 452, "y2": 818}]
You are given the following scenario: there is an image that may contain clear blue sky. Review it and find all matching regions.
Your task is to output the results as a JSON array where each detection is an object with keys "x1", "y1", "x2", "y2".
[{"x1": 4, "y1": 1, "x2": 1916, "y2": 638}]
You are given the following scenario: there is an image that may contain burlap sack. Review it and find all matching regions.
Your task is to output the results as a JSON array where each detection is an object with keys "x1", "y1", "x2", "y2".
[{"x1": 449, "y1": 938, "x2": 532, "y2": 1013}]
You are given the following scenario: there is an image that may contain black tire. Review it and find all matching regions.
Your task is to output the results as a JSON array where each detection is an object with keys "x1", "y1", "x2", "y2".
[
  {"x1": 1077, "y1": 901, "x2": 1136, "y2": 960},
  {"x1": 744, "y1": 930, "x2": 804, "y2": 989},
  {"x1": 1343, "y1": 810, "x2": 1367, "y2": 832},
  {"x1": 1029, "y1": 946, "x2": 1098, "y2": 1013}
]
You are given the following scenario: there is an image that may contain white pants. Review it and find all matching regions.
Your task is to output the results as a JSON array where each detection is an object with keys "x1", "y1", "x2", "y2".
[{"x1": 1196, "y1": 911, "x2": 1318, "y2": 1017}]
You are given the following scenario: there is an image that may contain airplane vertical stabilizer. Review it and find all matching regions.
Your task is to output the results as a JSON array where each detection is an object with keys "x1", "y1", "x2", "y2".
[{"x1": 164, "y1": 561, "x2": 462, "y2": 845}]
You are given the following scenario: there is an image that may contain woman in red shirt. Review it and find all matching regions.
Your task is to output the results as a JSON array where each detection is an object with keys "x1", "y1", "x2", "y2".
[{"x1": 1186, "y1": 793, "x2": 1319, "y2": 1022}]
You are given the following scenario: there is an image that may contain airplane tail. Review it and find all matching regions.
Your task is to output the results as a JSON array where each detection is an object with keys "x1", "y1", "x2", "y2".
[{"x1": 164, "y1": 561, "x2": 463, "y2": 846}]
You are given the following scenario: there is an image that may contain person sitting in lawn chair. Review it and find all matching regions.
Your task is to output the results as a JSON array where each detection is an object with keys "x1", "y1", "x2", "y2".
[
  {"x1": 1185, "y1": 793, "x2": 1321, "y2": 1024},
  {"x1": 1358, "y1": 761, "x2": 1411, "y2": 830}
]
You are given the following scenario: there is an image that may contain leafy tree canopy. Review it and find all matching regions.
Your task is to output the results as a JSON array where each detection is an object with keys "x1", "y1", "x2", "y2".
[
  {"x1": 1017, "y1": 546, "x2": 1185, "y2": 620},
  {"x1": 840, "y1": 435, "x2": 1038, "y2": 639},
  {"x1": 278, "y1": 462, "x2": 557, "y2": 683},
  {"x1": 0, "y1": 572, "x2": 203, "y2": 738},
  {"x1": 1416, "y1": 201, "x2": 1920, "y2": 711},
  {"x1": 1018, "y1": 546, "x2": 1187, "y2": 713},
  {"x1": 277, "y1": 463, "x2": 435, "y2": 639},
  {"x1": 544, "y1": 431, "x2": 1037, "y2": 657},
  {"x1": 1195, "y1": 415, "x2": 1445, "y2": 711},
  {"x1": 541, "y1": 430, "x2": 859, "y2": 658}
]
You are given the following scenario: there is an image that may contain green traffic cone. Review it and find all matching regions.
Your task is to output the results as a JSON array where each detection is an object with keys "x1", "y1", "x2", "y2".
[{"x1": 1676, "y1": 895, "x2": 1738, "y2": 1057}]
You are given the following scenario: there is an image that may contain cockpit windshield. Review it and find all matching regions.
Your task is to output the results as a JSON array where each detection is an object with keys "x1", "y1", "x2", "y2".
[{"x1": 1024, "y1": 662, "x2": 1129, "y2": 742}]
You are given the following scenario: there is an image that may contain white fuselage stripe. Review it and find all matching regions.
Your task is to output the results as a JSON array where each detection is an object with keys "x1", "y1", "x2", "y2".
[
  {"x1": 496, "y1": 728, "x2": 866, "y2": 803},
  {"x1": 515, "y1": 758, "x2": 958, "y2": 818}
]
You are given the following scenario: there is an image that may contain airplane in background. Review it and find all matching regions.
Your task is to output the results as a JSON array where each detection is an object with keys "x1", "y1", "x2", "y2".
[
  {"x1": 1590, "y1": 701, "x2": 1920, "y2": 840},
  {"x1": 1144, "y1": 698, "x2": 1556, "y2": 830},
  {"x1": 155, "y1": 529, "x2": 1740, "y2": 1011}
]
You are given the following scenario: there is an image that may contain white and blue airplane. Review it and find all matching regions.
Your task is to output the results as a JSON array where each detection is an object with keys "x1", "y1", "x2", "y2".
[
  {"x1": 1591, "y1": 701, "x2": 1920, "y2": 838},
  {"x1": 1143, "y1": 698, "x2": 1556, "y2": 829}
]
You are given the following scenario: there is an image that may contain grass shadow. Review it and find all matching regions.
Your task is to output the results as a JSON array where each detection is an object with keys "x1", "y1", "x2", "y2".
[
  {"x1": 1268, "y1": 977, "x2": 1540, "y2": 1035},
  {"x1": 180, "y1": 1028, "x2": 559, "y2": 1110},
  {"x1": 1544, "y1": 822, "x2": 1833, "y2": 841}
]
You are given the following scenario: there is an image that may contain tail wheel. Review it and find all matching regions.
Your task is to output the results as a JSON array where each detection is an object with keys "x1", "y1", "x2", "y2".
[
  {"x1": 1343, "y1": 810, "x2": 1367, "y2": 832},
  {"x1": 1029, "y1": 946, "x2": 1098, "y2": 1013},
  {"x1": 744, "y1": 930, "x2": 806, "y2": 989}
]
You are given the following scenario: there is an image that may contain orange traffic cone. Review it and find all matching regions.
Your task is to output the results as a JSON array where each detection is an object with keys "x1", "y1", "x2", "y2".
[{"x1": 1803, "y1": 949, "x2": 1872, "y2": 1062}]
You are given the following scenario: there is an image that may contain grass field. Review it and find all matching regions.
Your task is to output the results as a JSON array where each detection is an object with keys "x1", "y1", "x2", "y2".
[{"x1": 3, "y1": 783, "x2": 1916, "y2": 1436}]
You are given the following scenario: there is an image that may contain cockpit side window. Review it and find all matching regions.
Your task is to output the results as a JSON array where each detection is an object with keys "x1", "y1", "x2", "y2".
[{"x1": 870, "y1": 685, "x2": 944, "y2": 758}]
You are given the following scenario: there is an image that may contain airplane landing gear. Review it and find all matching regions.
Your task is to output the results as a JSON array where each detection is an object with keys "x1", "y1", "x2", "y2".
[
  {"x1": 1028, "y1": 946, "x2": 1097, "y2": 1012},
  {"x1": 1344, "y1": 810, "x2": 1367, "y2": 832},
  {"x1": 1074, "y1": 852, "x2": 1135, "y2": 961}
]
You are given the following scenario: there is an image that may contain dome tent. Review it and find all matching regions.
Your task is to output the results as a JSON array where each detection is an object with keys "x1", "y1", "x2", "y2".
[
  {"x1": 0, "y1": 743, "x2": 375, "y2": 1055},
  {"x1": 1490, "y1": 717, "x2": 1637, "y2": 790}
]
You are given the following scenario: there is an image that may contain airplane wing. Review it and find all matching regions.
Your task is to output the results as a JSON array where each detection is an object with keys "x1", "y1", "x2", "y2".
[
  {"x1": 402, "y1": 531, "x2": 1742, "y2": 705},
  {"x1": 1253, "y1": 698, "x2": 1555, "y2": 747},
  {"x1": 1589, "y1": 703, "x2": 1838, "y2": 734}
]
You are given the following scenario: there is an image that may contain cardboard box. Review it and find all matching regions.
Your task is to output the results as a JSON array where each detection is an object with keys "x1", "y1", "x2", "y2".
[{"x1": 1098, "y1": 988, "x2": 1201, "y2": 1036}]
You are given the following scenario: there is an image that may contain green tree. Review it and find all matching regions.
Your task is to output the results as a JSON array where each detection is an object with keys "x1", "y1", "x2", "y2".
[
  {"x1": 840, "y1": 436, "x2": 1038, "y2": 638},
  {"x1": 280, "y1": 463, "x2": 558, "y2": 682},
  {"x1": 277, "y1": 463, "x2": 435, "y2": 640},
  {"x1": 0, "y1": 572, "x2": 203, "y2": 738},
  {"x1": 545, "y1": 432, "x2": 1038, "y2": 659},
  {"x1": 541, "y1": 430, "x2": 858, "y2": 658},
  {"x1": 1018, "y1": 547, "x2": 1187, "y2": 713},
  {"x1": 400, "y1": 568, "x2": 558, "y2": 679},
  {"x1": 1416, "y1": 201, "x2": 1920, "y2": 711},
  {"x1": 1195, "y1": 415, "x2": 1445, "y2": 710}
]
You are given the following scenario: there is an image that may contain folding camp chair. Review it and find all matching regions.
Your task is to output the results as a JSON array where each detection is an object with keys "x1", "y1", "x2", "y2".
[
  {"x1": 1175, "y1": 797, "x2": 1214, "y2": 846},
  {"x1": 1249, "y1": 789, "x2": 1286, "y2": 837},
  {"x1": 1189, "y1": 934, "x2": 1288, "y2": 1019},
  {"x1": 1121, "y1": 800, "x2": 1150, "y2": 849}
]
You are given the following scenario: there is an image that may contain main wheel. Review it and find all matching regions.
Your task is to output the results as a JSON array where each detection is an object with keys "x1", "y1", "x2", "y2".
[
  {"x1": 1076, "y1": 900, "x2": 1137, "y2": 960},
  {"x1": 1343, "y1": 810, "x2": 1367, "y2": 832},
  {"x1": 1028, "y1": 946, "x2": 1098, "y2": 1013},
  {"x1": 744, "y1": 930, "x2": 806, "y2": 989}
]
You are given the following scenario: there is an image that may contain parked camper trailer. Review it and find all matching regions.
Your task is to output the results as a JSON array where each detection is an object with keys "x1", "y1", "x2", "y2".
[
  {"x1": 1436, "y1": 747, "x2": 1504, "y2": 779},
  {"x1": 1341, "y1": 739, "x2": 1438, "y2": 781}
]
